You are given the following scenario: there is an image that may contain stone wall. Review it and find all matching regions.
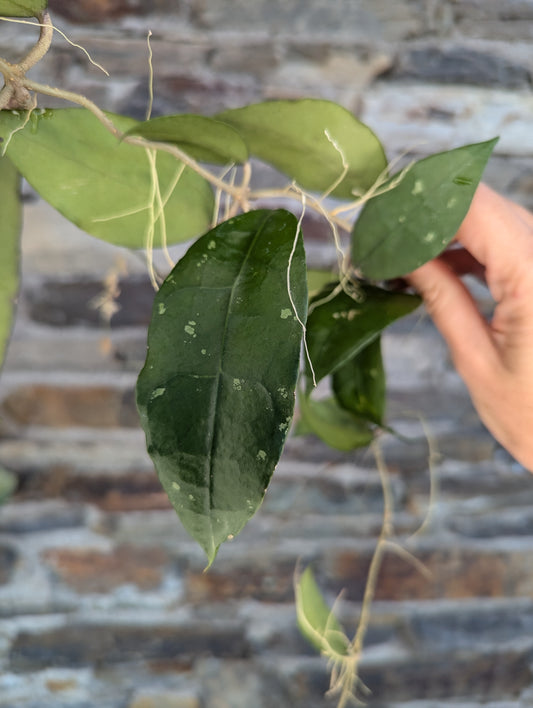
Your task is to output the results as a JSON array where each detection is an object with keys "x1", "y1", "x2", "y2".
[{"x1": 0, "y1": 2, "x2": 533, "y2": 707}]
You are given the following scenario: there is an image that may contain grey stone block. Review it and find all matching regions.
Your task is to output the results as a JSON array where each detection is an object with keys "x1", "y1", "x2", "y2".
[
  {"x1": 196, "y1": 0, "x2": 425, "y2": 40},
  {"x1": 9, "y1": 619, "x2": 249, "y2": 671},
  {"x1": 392, "y1": 46, "x2": 532, "y2": 88},
  {"x1": 25, "y1": 276, "x2": 155, "y2": 329},
  {"x1": 406, "y1": 599, "x2": 533, "y2": 650},
  {"x1": 359, "y1": 647, "x2": 533, "y2": 702},
  {"x1": 0, "y1": 500, "x2": 86, "y2": 534}
]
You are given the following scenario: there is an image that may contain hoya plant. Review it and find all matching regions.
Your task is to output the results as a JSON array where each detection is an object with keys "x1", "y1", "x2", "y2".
[{"x1": 0, "y1": 3, "x2": 497, "y2": 704}]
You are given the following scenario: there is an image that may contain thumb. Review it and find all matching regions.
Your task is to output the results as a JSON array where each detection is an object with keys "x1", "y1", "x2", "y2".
[{"x1": 407, "y1": 259, "x2": 497, "y2": 380}]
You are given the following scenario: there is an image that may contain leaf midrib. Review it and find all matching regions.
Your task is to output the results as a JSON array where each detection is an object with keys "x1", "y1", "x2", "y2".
[{"x1": 203, "y1": 211, "x2": 272, "y2": 543}]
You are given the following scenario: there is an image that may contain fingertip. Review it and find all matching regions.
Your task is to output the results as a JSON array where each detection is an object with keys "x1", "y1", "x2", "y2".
[{"x1": 407, "y1": 259, "x2": 495, "y2": 378}]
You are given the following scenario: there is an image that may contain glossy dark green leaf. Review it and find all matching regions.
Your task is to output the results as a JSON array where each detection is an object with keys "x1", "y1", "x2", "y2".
[
  {"x1": 124, "y1": 114, "x2": 249, "y2": 165},
  {"x1": 136, "y1": 210, "x2": 307, "y2": 565},
  {"x1": 0, "y1": 0, "x2": 46, "y2": 16},
  {"x1": 306, "y1": 282, "x2": 421, "y2": 384},
  {"x1": 217, "y1": 99, "x2": 387, "y2": 199},
  {"x1": 352, "y1": 138, "x2": 498, "y2": 279},
  {"x1": 295, "y1": 566, "x2": 349, "y2": 656},
  {"x1": 333, "y1": 337, "x2": 385, "y2": 426},
  {"x1": 297, "y1": 392, "x2": 374, "y2": 451},
  {"x1": 0, "y1": 155, "x2": 20, "y2": 371},
  {"x1": 0, "y1": 108, "x2": 214, "y2": 248}
]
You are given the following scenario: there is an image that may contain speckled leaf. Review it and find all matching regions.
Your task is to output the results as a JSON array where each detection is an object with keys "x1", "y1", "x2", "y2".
[
  {"x1": 333, "y1": 337, "x2": 385, "y2": 426},
  {"x1": 125, "y1": 114, "x2": 249, "y2": 164},
  {"x1": 0, "y1": 108, "x2": 214, "y2": 248},
  {"x1": 136, "y1": 210, "x2": 307, "y2": 565},
  {"x1": 0, "y1": 156, "x2": 20, "y2": 372},
  {"x1": 217, "y1": 99, "x2": 387, "y2": 199},
  {"x1": 0, "y1": 0, "x2": 46, "y2": 16},
  {"x1": 306, "y1": 282, "x2": 420, "y2": 385},
  {"x1": 297, "y1": 392, "x2": 374, "y2": 451},
  {"x1": 295, "y1": 566, "x2": 349, "y2": 656},
  {"x1": 352, "y1": 138, "x2": 498, "y2": 279}
]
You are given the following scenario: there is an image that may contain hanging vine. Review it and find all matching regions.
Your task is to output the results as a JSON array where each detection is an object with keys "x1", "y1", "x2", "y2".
[{"x1": 0, "y1": 3, "x2": 498, "y2": 704}]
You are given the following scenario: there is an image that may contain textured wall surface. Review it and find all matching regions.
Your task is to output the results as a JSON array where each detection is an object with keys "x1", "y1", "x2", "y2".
[{"x1": 0, "y1": 2, "x2": 533, "y2": 707}]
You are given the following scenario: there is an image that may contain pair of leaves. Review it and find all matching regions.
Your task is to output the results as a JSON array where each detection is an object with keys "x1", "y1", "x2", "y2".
[
  {"x1": 0, "y1": 0, "x2": 46, "y2": 16},
  {"x1": 295, "y1": 565, "x2": 349, "y2": 657},
  {"x1": 0, "y1": 99, "x2": 386, "y2": 251},
  {"x1": 297, "y1": 282, "x2": 420, "y2": 451},
  {"x1": 136, "y1": 209, "x2": 307, "y2": 565},
  {"x1": 129, "y1": 99, "x2": 388, "y2": 199}
]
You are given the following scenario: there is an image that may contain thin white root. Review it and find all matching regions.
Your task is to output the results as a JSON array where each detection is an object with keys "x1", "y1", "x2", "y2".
[
  {"x1": 0, "y1": 15, "x2": 109, "y2": 75},
  {"x1": 287, "y1": 193, "x2": 317, "y2": 387}
]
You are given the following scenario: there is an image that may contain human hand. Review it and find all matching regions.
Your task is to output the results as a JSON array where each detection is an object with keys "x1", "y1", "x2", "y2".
[{"x1": 407, "y1": 183, "x2": 533, "y2": 470}]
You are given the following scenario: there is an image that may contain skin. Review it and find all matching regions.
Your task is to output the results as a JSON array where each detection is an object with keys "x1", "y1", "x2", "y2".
[{"x1": 407, "y1": 183, "x2": 533, "y2": 471}]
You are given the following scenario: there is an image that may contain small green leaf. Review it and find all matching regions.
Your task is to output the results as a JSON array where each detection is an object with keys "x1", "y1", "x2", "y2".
[
  {"x1": 0, "y1": 155, "x2": 21, "y2": 371},
  {"x1": 217, "y1": 99, "x2": 387, "y2": 199},
  {"x1": 136, "y1": 210, "x2": 307, "y2": 565},
  {"x1": 0, "y1": 0, "x2": 46, "y2": 16},
  {"x1": 297, "y1": 392, "x2": 374, "y2": 451},
  {"x1": 352, "y1": 138, "x2": 498, "y2": 279},
  {"x1": 295, "y1": 566, "x2": 349, "y2": 656},
  {"x1": 0, "y1": 109, "x2": 214, "y2": 249},
  {"x1": 306, "y1": 282, "x2": 421, "y2": 384},
  {"x1": 125, "y1": 114, "x2": 249, "y2": 165},
  {"x1": 333, "y1": 337, "x2": 385, "y2": 426}
]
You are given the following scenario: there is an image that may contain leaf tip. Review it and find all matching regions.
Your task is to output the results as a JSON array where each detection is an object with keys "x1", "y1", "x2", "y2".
[{"x1": 202, "y1": 551, "x2": 218, "y2": 572}]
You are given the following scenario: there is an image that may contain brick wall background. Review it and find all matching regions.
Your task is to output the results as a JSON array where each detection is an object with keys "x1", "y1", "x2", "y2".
[{"x1": 0, "y1": 2, "x2": 533, "y2": 707}]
